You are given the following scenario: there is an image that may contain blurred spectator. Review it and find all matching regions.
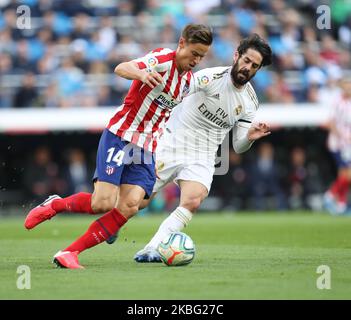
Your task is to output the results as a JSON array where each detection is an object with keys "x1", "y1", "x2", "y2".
[
  {"x1": 36, "y1": 48, "x2": 60, "y2": 74},
  {"x1": 71, "y1": 13, "x2": 92, "y2": 40},
  {"x1": 265, "y1": 72, "x2": 295, "y2": 103},
  {"x1": 55, "y1": 0, "x2": 91, "y2": 17},
  {"x1": 54, "y1": 57, "x2": 84, "y2": 105},
  {"x1": 13, "y1": 40, "x2": 36, "y2": 73},
  {"x1": 248, "y1": 142, "x2": 287, "y2": 211},
  {"x1": 2, "y1": 7, "x2": 22, "y2": 40},
  {"x1": 133, "y1": 11, "x2": 159, "y2": 44},
  {"x1": 70, "y1": 39, "x2": 90, "y2": 73},
  {"x1": 86, "y1": 31, "x2": 107, "y2": 62},
  {"x1": 64, "y1": 148, "x2": 92, "y2": 194},
  {"x1": 23, "y1": 146, "x2": 66, "y2": 201},
  {"x1": 316, "y1": 65, "x2": 343, "y2": 106},
  {"x1": 268, "y1": 8, "x2": 304, "y2": 72},
  {"x1": 159, "y1": 24, "x2": 178, "y2": 46},
  {"x1": 12, "y1": 72, "x2": 39, "y2": 108},
  {"x1": 0, "y1": 28, "x2": 16, "y2": 56},
  {"x1": 97, "y1": 15, "x2": 117, "y2": 54},
  {"x1": 113, "y1": 34, "x2": 143, "y2": 61},
  {"x1": 96, "y1": 85, "x2": 115, "y2": 107},
  {"x1": 38, "y1": 81, "x2": 60, "y2": 108},
  {"x1": 286, "y1": 147, "x2": 310, "y2": 209},
  {"x1": 212, "y1": 150, "x2": 249, "y2": 210},
  {"x1": 117, "y1": 0, "x2": 135, "y2": 17},
  {"x1": 30, "y1": 0, "x2": 55, "y2": 17},
  {"x1": 303, "y1": 46, "x2": 329, "y2": 101},
  {"x1": 212, "y1": 26, "x2": 240, "y2": 65},
  {"x1": 320, "y1": 34, "x2": 343, "y2": 66},
  {"x1": 88, "y1": 60, "x2": 109, "y2": 74},
  {"x1": 0, "y1": 51, "x2": 12, "y2": 74},
  {"x1": 0, "y1": 53, "x2": 13, "y2": 108},
  {"x1": 232, "y1": 1, "x2": 257, "y2": 36},
  {"x1": 42, "y1": 10, "x2": 72, "y2": 38}
]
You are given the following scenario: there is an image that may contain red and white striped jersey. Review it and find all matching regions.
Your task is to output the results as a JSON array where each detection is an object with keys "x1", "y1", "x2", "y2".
[
  {"x1": 328, "y1": 95, "x2": 351, "y2": 154},
  {"x1": 107, "y1": 48, "x2": 193, "y2": 152}
]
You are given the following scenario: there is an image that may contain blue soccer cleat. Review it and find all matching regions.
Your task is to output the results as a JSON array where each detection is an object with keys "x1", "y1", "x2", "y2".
[
  {"x1": 134, "y1": 247, "x2": 161, "y2": 263},
  {"x1": 323, "y1": 192, "x2": 337, "y2": 215},
  {"x1": 106, "y1": 232, "x2": 119, "y2": 244}
]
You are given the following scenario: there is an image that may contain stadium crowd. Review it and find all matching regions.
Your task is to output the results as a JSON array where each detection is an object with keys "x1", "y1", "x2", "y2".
[{"x1": 1, "y1": 0, "x2": 351, "y2": 108}]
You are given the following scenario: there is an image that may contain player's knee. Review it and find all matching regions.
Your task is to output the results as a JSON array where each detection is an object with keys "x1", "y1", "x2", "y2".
[
  {"x1": 118, "y1": 198, "x2": 140, "y2": 218},
  {"x1": 181, "y1": 197, "x2": 203, "y2": 212},
  {"x1": 91, "y1": 196, "x2": 115, "y2": 214}
]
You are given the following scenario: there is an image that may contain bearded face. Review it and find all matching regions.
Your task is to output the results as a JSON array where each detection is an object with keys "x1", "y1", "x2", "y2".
[
  {"x1": 231, "y1": 60, "x2": 254, "y2": 86},
  {"x1": 230, "y1": 49, "x2": 263, "y2": 87}
]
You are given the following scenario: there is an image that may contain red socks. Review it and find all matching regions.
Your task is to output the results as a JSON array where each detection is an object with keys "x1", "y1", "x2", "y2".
[
  {"x1": 336, "y1": 176, "x2": 349, "y2": 204},
  {"x1": 63, "y1": 208, "x2": 127, "y2": 253},
  {"x1": 329, "y1": 175, "x2": 350, "y2": 204},
  {"x1": 52, "y1": 192, "x2": 95, "y2": 214},
  {"x1": 53, "y1": 193, "x2": 129, "y2": 254}
]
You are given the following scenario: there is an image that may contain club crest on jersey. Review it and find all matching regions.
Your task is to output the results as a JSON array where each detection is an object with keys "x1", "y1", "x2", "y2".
[
  {"x1": 105, "y1": 165, "x2": 115, "y2": 175},
  {"x1": 199, "y1": 75, "x2": 210, "y2": 86},
  {"x1": 235, "y1": 105, "x2": 242, "y2": 116},
  {"x1": 147, "y1": 57, "x2": 158, "y2": 67}
]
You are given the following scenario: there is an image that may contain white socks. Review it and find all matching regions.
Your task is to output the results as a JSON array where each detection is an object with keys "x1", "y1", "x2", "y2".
[{"x1": 145, "y1": 206, "x2": 193, "y2": 250}]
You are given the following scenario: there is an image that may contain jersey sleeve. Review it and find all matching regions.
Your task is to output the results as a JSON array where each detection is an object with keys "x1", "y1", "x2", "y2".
[
  {"x1": 133, "y1": 48, "x2": 174, "y2": 73},
  {"x1": 232, "y1": 103, "x2": 257, "y2": 153}
]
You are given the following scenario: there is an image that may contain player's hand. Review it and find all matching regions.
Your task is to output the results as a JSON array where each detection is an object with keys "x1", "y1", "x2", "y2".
[
  {"x1": 140, "y1": 70, "x2": 164, "y2": 88},
  {"x1": 247, "y1": 122, "x2": 271, "y2": 141}
]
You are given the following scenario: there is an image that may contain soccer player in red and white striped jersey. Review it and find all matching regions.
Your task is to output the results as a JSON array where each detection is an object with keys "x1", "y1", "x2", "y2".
[
  {"x1": 108, "y1": 47, "x2": 192, "y2": 152},
  {"x1": 24, "y1": 24, "x2": 213, "y2": 269},
  {"x1": 324, "y1": 77, "x2": 351, "y2": 215}
]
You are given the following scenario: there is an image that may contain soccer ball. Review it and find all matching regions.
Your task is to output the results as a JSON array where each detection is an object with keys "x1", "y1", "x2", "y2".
[{"x1": 157, "y1": 232, "x2": 195, "y2": 266}]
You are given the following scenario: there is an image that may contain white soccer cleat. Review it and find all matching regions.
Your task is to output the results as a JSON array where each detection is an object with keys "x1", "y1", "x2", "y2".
[{"x1": 134, "y1": 246, "x2": 161, "y2": 263}]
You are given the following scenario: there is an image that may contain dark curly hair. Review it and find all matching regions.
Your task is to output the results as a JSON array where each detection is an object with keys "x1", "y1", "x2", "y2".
[{"x1": 237, "y1": 33, "x2": 272, "y2": 67}]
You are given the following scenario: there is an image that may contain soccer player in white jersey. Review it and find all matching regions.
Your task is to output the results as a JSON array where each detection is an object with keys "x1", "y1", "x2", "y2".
[
  {"x1": 24, "y1": 24, "x2": 213, "y2": 269},
  {"x1": 134, "y1": 34, "x2": 273, "y2": 262},
  {"x1": 323, "y1": 76, "x2": 351, "y2": 215}
]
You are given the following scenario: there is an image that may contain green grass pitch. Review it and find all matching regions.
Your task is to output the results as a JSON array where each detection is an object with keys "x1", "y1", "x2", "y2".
[{"x1": 1, "y1": 212, "x2": 350, "y2": 300}]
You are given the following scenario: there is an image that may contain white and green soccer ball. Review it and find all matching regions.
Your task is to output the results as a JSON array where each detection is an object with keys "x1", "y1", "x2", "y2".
[{"x1": 157, "y1": 232, "x2": 195, "y2": 266}]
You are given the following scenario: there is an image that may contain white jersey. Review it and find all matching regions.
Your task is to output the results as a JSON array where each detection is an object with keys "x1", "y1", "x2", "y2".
[
  {"x1": 154, "y1": 66, "x2": 259, "y2": 193},
  {"x1": 157, "y1": 66, "x2": 258, "y2": 165}
]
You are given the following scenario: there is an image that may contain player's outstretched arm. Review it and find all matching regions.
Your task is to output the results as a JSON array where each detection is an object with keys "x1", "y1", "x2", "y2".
[{"x1": 114, "y1": 61, "x2": 163, "y2": 88}]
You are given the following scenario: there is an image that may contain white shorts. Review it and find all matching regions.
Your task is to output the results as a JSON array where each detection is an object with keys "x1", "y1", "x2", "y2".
[{"x1": 153, "y1": 159, "x2": 215, "y2": 194}]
